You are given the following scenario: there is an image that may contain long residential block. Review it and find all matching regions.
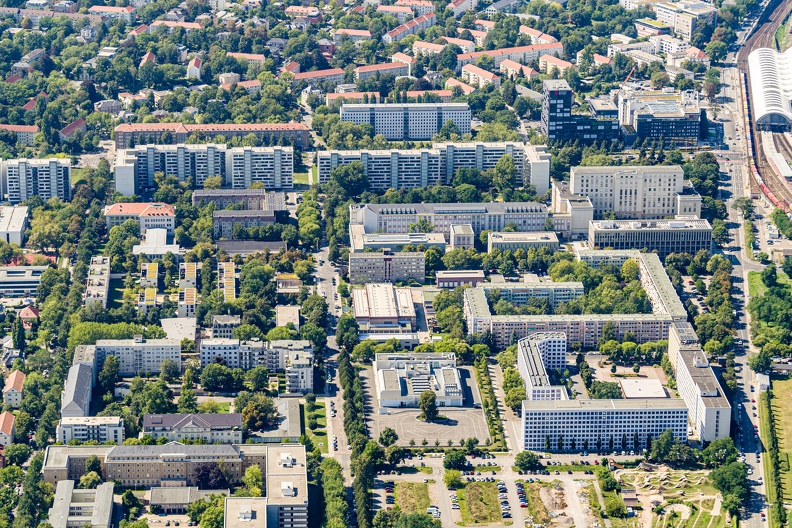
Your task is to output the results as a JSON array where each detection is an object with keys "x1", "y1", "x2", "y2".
[
  {"x1": 114, "y1": 144, "x2": 294, "y2": 195},
  {"x1": 516, "y1": 332, "x2": 568, "y2": 401},
  {"x1": 456, "y1": 42, "x2": 563, "y2": 68},
  {"x1": 318, "y1": 142, "x2": 550, "y2": 193},
  {"x1": 113, "y1": 122, "x2": 310, "y2": 150},
  {"x1": 340, "y1": 103, "x2": 471, "y2": 141},
  {"x1": 90, "y1": 335, "x2": 181, "y2": 376},
  {"x1": 348, "y1": 250, "x2": 425, "y2": 284},
  {"x1": 2, "y1": 158, "x2": 71, "y2": 204}
]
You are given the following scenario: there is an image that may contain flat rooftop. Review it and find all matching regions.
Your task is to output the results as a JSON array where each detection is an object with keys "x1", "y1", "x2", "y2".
[
  {"x1": 224, "y1": 497, "x2": 268, "y2": 528},
  {"x1": 678, "y1": 350, "x2": 731, "y2": 408},
  {"x1": 591, "y1": 218, "x2": 712, "y2": 231},
  {"x1": 523, "y1": 398, "x2": 689, "y2": 411},
  {"x1": 352, "y1": 284, "x2": 415, "y2": 321},
  {"x1": 265, "y1": 445, "x2": 308, "y2": 505},
  {"x1": 0, "y1": 206, "x2": 27, "y2": 234},
  {"x1": 489, "y1": 231, "x2": 559, "y2": 243},
  {"x1": 619, "y1": 378, "x2": 667, "y2": 398},
  {"x1": 436, "y1": 270, "x2": 484, "y2": 278}
]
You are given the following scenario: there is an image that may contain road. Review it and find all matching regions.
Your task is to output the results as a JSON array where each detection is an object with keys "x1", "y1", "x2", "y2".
[{"x1": 715, "y1": 55, "x2": 768, "y2": 528}]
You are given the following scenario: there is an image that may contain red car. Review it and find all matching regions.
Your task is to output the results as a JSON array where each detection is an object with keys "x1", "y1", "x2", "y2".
[{"x1": 752, "y1": 399, "x2": 756, "y2": 403}]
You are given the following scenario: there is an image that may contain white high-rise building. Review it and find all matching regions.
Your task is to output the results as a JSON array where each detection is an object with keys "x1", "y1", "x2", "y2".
[
  {"x1": 340, "y1": 103, "x2": 472, "y2": 140},
  {"x1": 56, "y1": 416, "x2": 125, "y2": 444},
  {"x1": 2, "y1": 159, "x2": 71, "y2": 204},
  {"x1": 516, "y1": 333, "x2": 567, "y2": 401},
  {"x1": 92, "y1": 336, "x2": 181, "y2": 376}
]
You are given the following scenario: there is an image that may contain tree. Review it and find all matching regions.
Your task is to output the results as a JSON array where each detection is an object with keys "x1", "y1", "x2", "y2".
[
  {"x1": 650, "y1": 71, "x2": 670, "y2": 89},
  {"x1": 702, "y1": 437, "x2": 738, "y2": 468},
  {"x1": 242, "y1": 465, "x2": 263, "y2": 497},
  {"x1": 649, "y1": 429, "x2": 674, "y2": 463},
  {"x1": 329, "y1": 161, "x2": 369, "y2": 198},
  {"x1": 443, "y1": 450, "x2": 467, "y2": 470},
  {"x1": 514, "y1": 451, "x2": 539, "y2": 470},
  {"x1": 178, "y1": 387, "x2": 198, "y2": 413},
  {"x1": 192, "y1": 462, "x2": 229, "y2": 489},
  {"x1": 409, "y1": 218, "x2": 434, "y2": 234},
  {"x1": 98, "y1": 355, "x2": 119, "y2": 395},
  {"x1": 200, "y1": 506, "x2": 225, "y2": 528},
  {"x1": 504, "y1": 386, "x2": 526, "y2": 410},
  {"x1": 705, "y1": 40, "x2": 728, "y2": 62},
  {"x1": 761, "y1": 265, "x2": 777, "y2": 287},
  {"x1": 4, "y1": 444, "x2": 31, "y2": 466},
  {"x1": 379, "y1": 427, "x2": 399, "y2": 447},
  {"x1": 418, "y1": 390, "x2": 438, "y2": 422},
  {"x1": 491, "y1": 154, "x2": 516, "y2": 193},
  {"x1": 444, "y1": 469, "x2": 464, "y2": 489},
  {"x1": 86, "y1": 455, "x2": 103, "y2": 479},
  {"x1": 11, "y1": 316, "x2": 24, "y2": 352},
  {"x1": 201, "y1": 363, "x2": 233, "y2": 392},
  {"x1": 732, "y1": 197, "x2": 754, "y2": 217},
  {"x1": 78, "y1": 471, "x2": 102, "y2": 489},
  {"x1": 246, "y1": 366, "x2": 270, "y2": 392},
  {"x1": 160, "y1": 359, "x2": 180, "y2": 383},
  {"x1": 241, "y1": 393, "x2": 278, "y2": 431},
  {"x1": 748, "y1": 348, "x2": 772, "y2": 373}
]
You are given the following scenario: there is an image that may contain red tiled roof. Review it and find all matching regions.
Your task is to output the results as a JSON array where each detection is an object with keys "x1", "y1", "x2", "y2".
[
  {"x1": 540, "y1": 54, "x2": 574, "y2": 68},
  {"x1": 18, "y1": 306, "x2": 38, "y2": 320},
  {"x1": 227, "y1": 52, "x2": 266, "y2": 62},
  {"x1": 150, "y1": 20, "x2": 201, "y2": 30},
  {"x1": 220, "y1": 79, "x2": 261, "y2": 90},
  {"x1": 392, "y1": 52, "x2": 416, "y2": 64},
  {"x1": 3, "y1": 371, "x2": 24, "y2": 394},
  {"x1": 0, "y1": 124, "x2": 37, "y2": 133},
  {"x1": 593, "y1": 53, "x2": 612, "y2": 65},
  {"x1": 115, "y1": 122, "x2": 309, "y2": 133},
  {"x1": 446, "y1": 77, "x2": 476, "y2": 94},
  {"x1": 293, "y1": 68, "x2": 344, "y2": 80},
  {"x1": 129, "y1": 24, "x2": 149, "y2": 36},
  {"x1": 284, "y1": 61, "x2": 300, "y2": 73},
  {"x1": 457, "y1": 42, "x2": 563, "y2": 61},
  {"x1": 326, "y1": 92, "x2": 379, "y2": 102},
  {"x1": 463, "y1": 63, "x2": 499, "y2": 80},
  {"x1": 60, "y1": 117, "x2": 86, "y2": 138},
  {"x1": 335, "y1": 28, "x2": 372, "y2": 37},
  {"x1": 0, "y1": 412, "x2": 14, "y2": 436},
  {"x1": 4, "y1": 74, "x2": 21, "y2": 84},
  {"x1": 89, "y1": 5, "x2": 135, "y2": 12},
  {"x1": 386, "y1": 11, "x2": 435, "y2": 38},
  {"x1": 406, "y1": 89, "x2": 453, "y2": 98},
  {"x1": 356, "y1": 62, "x2": 408, "y2": 73},
  {"x1": 189, "y1": 57, "x2": 202, "y2": 68},
  {"x1": 377, "y1": 5, "x2": 413, "y2": 12},
  {"x1": 105, "y1": 202, "x2": 176, "y2": 217}
]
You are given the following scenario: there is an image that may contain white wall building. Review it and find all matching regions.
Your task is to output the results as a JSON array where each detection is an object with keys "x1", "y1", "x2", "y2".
[
  {"x1": 0, "y1": 206, "x2": 28, "y2": 245},
  {"x1": 348, "y1": 251, "x2": 425, "y2": 284},
  {"x1": 56, "y1": 416, "x2": 125, "y2": 445},
  {"x1": 374, "y1": 353, "x2": 463, "y2": 407},
  {"x1": 2, "y1": 158, "x2": 71, "y2": 204},
  {"x1": 339, "y1": 103, "x2": 471, "y2": 140},
  {"x1": 516, "y1": 333, "x2": 567, "y2": 401},
  {"x1": 92, "y1": 336, "x2": 181, "y2": 376},
  {"x1": 84, "y1": 256, "x2": 111, "y2": 308},
  {"x1": 141, "y1": 413, "x2": 243, "y2": 443},
  {"x1": 48, "y1": 481, "x2": 115, "y2": 528}
]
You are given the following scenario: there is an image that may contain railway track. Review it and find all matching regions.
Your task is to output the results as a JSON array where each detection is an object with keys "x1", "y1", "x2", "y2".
[{"x1": 738, "y1": 0, "x2": 792, "y2": 208}]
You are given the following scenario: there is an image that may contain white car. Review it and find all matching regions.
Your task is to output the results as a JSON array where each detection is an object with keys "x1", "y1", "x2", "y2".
[{"x1": 452, "y1": 504, "x2": 460, "y2": 510}]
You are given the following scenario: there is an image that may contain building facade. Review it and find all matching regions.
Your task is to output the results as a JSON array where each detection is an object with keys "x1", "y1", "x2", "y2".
[
  {"x1": 113, "y1": 123, "x2": 310, "y2": 150},
  {"x1": 487, "y1": 231, "x2": 559, "y2": 253},
  {"x1": 340, "y1": 103, "x2": 471, "y2": 140},
  {"x1": 56, "y1": 416, "x2": 125, "y2": 445},
  {"x1": 92, "y1": 336, "x2": 181, "y2": 376},
  {"x1": 141, "y1": 413, "x2": 243, "y2": 443},
  {"x1": 588, "y1": 218, "x2": 713, "y2": 258},
  {"x1": 348, "y1": 251, "x2": 426, "y2": 284},
  {"x1": 516, "y1": 333, "x2": 568, "y2": 401},
  {"x1": 2, "y1": 158, "x2": 71, "y2": 204},
  {"x1": 540, "y1": 80, "x2": 620, "y2": 144}
]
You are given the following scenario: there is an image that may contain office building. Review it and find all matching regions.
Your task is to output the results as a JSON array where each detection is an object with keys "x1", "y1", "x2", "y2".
[
  {"x1": 150, "y1": 487, "x2": 221, "y2": 515},
  {"x1": 349, "y1": 225, "x2": 447, "y2": 253},
  {"x1": 113, "y1": 122, "x2": 310, "y2": 150},
  {"x1": 435, "y1": 270, "x2": 485, "y2": 288},
  {"x1": 62, "y1": 363, "x2": 93, "y2": 418},
  {"x1": 618, "y1": 86, "x2": 702, "y2": 146},
  {"x1": 374, "y1": 353, "x2": 463, "y2": 407},
  {"x1": 569, "y1": 165, "x2": 702, "y2": 219},
  {"x1": 276, "y1": 305, "x2": 300, "y2": 331},
  {"x1": 48, "y1": 481, "x2": 114, "y2": 528},
  {"x1": 213, "y1": 210, "x2": 276, "y2": 239},
  {"x1": 0, "y1": 265, "x2": 48, "y2": 297},
  {"x1": 488, "y1": 231, "x2": 559, "y2": 253},
  {"x1": 224, "y1": 498, "x2": 268, "y2": 528},
  {"x1": 42, "y1": 443, "x2": 308, "y2": 506},
  {"x1": 318, "y1": 142, "x2": 550, "y2": 193},
  {"x1": 103, "y1": 202, "x2": 176, "y2": 234},
  {"x1": 348, "y1": 251, "x2": 425, "y2": 284},
  {"x1": 516, "y1": 333, "x2": 568, "y2": 400},
  {"x1": 668, "y1": 321, "x2": 730, "y2": 441},
  {"x1": 520, "y1": 398, "x2": 688, "y2": 451},
  {"x1": 588, "y1": 218, "x2": 713, "y2": 258},
  {"x1": 92, "y1": 336, "x2": 181, "y2": 376},
  {"x1": 192, "y1": 189, "x2": 286, "y2": 210},
  {"x1": 549, "y1": 182, "x2": 595, "y2": 237},
  {"x1": 141, "y1": 413, "x2": 243, "y2": 443},
  {"x1": 352, "y1": 283, "x2": 416, "y2": 333},
  {"x1": 2, "y1": 158, "x2": 71, "y2": 204},
  {"x1": 113, "y1": 144, "x2": 294, "y2": 195},
  {"x1": 340, "y1": 103, "x2": 471, "y2": 140},
  {"x1": 212, "y1": 314, "x2": 241, "y2": 338},
  {"x1": 56, "y1": 416, "x2": 125, "y2": 445},
  {"x1": 0, "y1": 206, "x2": 28, "y2": 245},
  {"x1": 449, "y1": 224, "x2": 475, "y2": 250},
  {"x1": 350, "y1": 201, "x2": 549, "y2": 237},
  {"x1": 652, "y1": 0, "x2": 717, "y2": 40},
  {"x1": 2, "y1": 369, "x2": 24, "y2": 407},
  {"x1": 540, "y1": 80, "x2": 620, "y2": 144},
  {"x1": 132, "y1": 229, "x2": 181, "y2": 258},
  {"x1": 84, "y1": 256, "x2": 111, "y2": 308}
]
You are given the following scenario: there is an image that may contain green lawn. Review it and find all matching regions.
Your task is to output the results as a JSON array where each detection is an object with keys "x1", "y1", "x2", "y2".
[
  {"x1": 294, "y1": 172, "x2": 310, "y2": 185},
  {"x1": 394, "y1": 482, "x2": 430, "y2": 514},
  {"x1": 748, "y1": 270, "x2": 792, "y2": 299},
  {"x1": 109, "y1": 278, "x2": 125, "y2": 310},
  {"x1": 301, "y1": 402, "x2": 328, "y2": 453},
  {"x1": 457, "y1": 482, "x2": 505, "y2": 525},
  {"x1": 769, "y1": 378, "x2": 792, "y2": 501},
  {"x1": 197, "y1": 400, "x2": 230, "y2": 413}
]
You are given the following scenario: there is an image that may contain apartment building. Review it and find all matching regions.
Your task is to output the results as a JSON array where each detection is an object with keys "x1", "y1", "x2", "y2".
[
  {"x1": 569, "y1": 165, "x2": 702, "y2": 219},
  {"x1": 191, "y1": 189, "x2": 286, "y2": 210},
  {"x1": 318, "y1": 142, "x2": 551, "y2": 193},
  {"x1": 113, "y1": 123, "x2": 310, "y2": 150},
  {"x1": 218, "y1": 261, "x2": 237, "y2": 301},
  {"x1": 212, "y1": 315, "x2": 241, "y2": 338},
  {"x1": 333, "y1": 28, "x2": 372, "y2": 43},
  {"x1": 213, "y1": 210, "x2": 276, "y2": 239},
  {"x1": 137, "y1": 288, "x2": 157, "y2": 315},
  {"x1": 652, "y1": 0, "x2": 717, "y2": 40},
  {"x1": 48, "y1": 481, "x2": 114, "y2": 528},
  {"x1": 382, "y1": 11, "x2": 436, "y2": 44},
  {"x1": 2, "y1": 158, "x2": 71, "y2": 204},
  {"x1": 291, "y1": 68, "x2": 345, "y2": 87},
  {"x1": 348, "y1": 250, "x2": 426, "y2": 284},
  {"x1": 668, "y1": 321, "x2": 730, "y2": 441},
  {"x1": 103, "y1": 202, "x2": 176, "y2": 234},
  {"x1": 520, "y1": 398, "x2": 688, "y2": 451},
  {"x1": 340, "y1": 103, "x2": 471, "y2": 140},
  {"x1": 519, "y1": 25, "x2": 558, "y2": 45},
  {"x1": 350, "y1": 201, "x2": 549, "y2": 237},
  {"x1": 588, "y1": 218, "x2": 713, "y2": 258},
  {"x1": 179, "y1": 262, "x2": 199, "y2": 289},
  {"x1": 84, "y1": 256, "x2": 111, "y2": 308},
  {"x1": 2, "y1": 370, "x2": 24, "y2": 407},
  {"x1": 113, "y1": 144, "x2": 294, "y2": 195},
  {"x1": 56, "y1": 416, "x2": 125, "y2": 445},
  {"x1": 456, "y1": 42, "x2": 563, "y2": 68},
  {"x1": 178, "y1": 288, "x2": 197, "y2": 317},
  {"x1": 435, "y1": 270, "x2": 485, "y2": 288},
  {"x1": 377, "y1": 4, "x2": 412, "y2": 21},
  {"x1": 354, "y1": 62, "x2": 410, "y2": 80},
  {"x1": 141, "y1": 413, "x2": 243, "y2": 443},
  {"x1": 539, "y1": 54, "x2": 576, "y2": 75},
  {"x1": 517, "y1": 333, "x2": 568, "y2": 401},
  {"x1": 0, "y1": 124, "x2": 38, "y2": 147},
  {"x1": 461, "y1": 64, "x2": 501, "y2": 88},
  {"x1": 487, "y1": 231, "x2": 559, "y2": 253},
  {"x1": 92, "y1": 336, "x2": 181, "y2": 376},
  {"x1": 140, "y1": 262, "x2": 158, "y2": 289},
  {"x1": 479, "y1": 281, "x2": 584, "y2": 309},
  {"x1": 395, "y1": 0, "x2": 434, "y2": 14}
]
